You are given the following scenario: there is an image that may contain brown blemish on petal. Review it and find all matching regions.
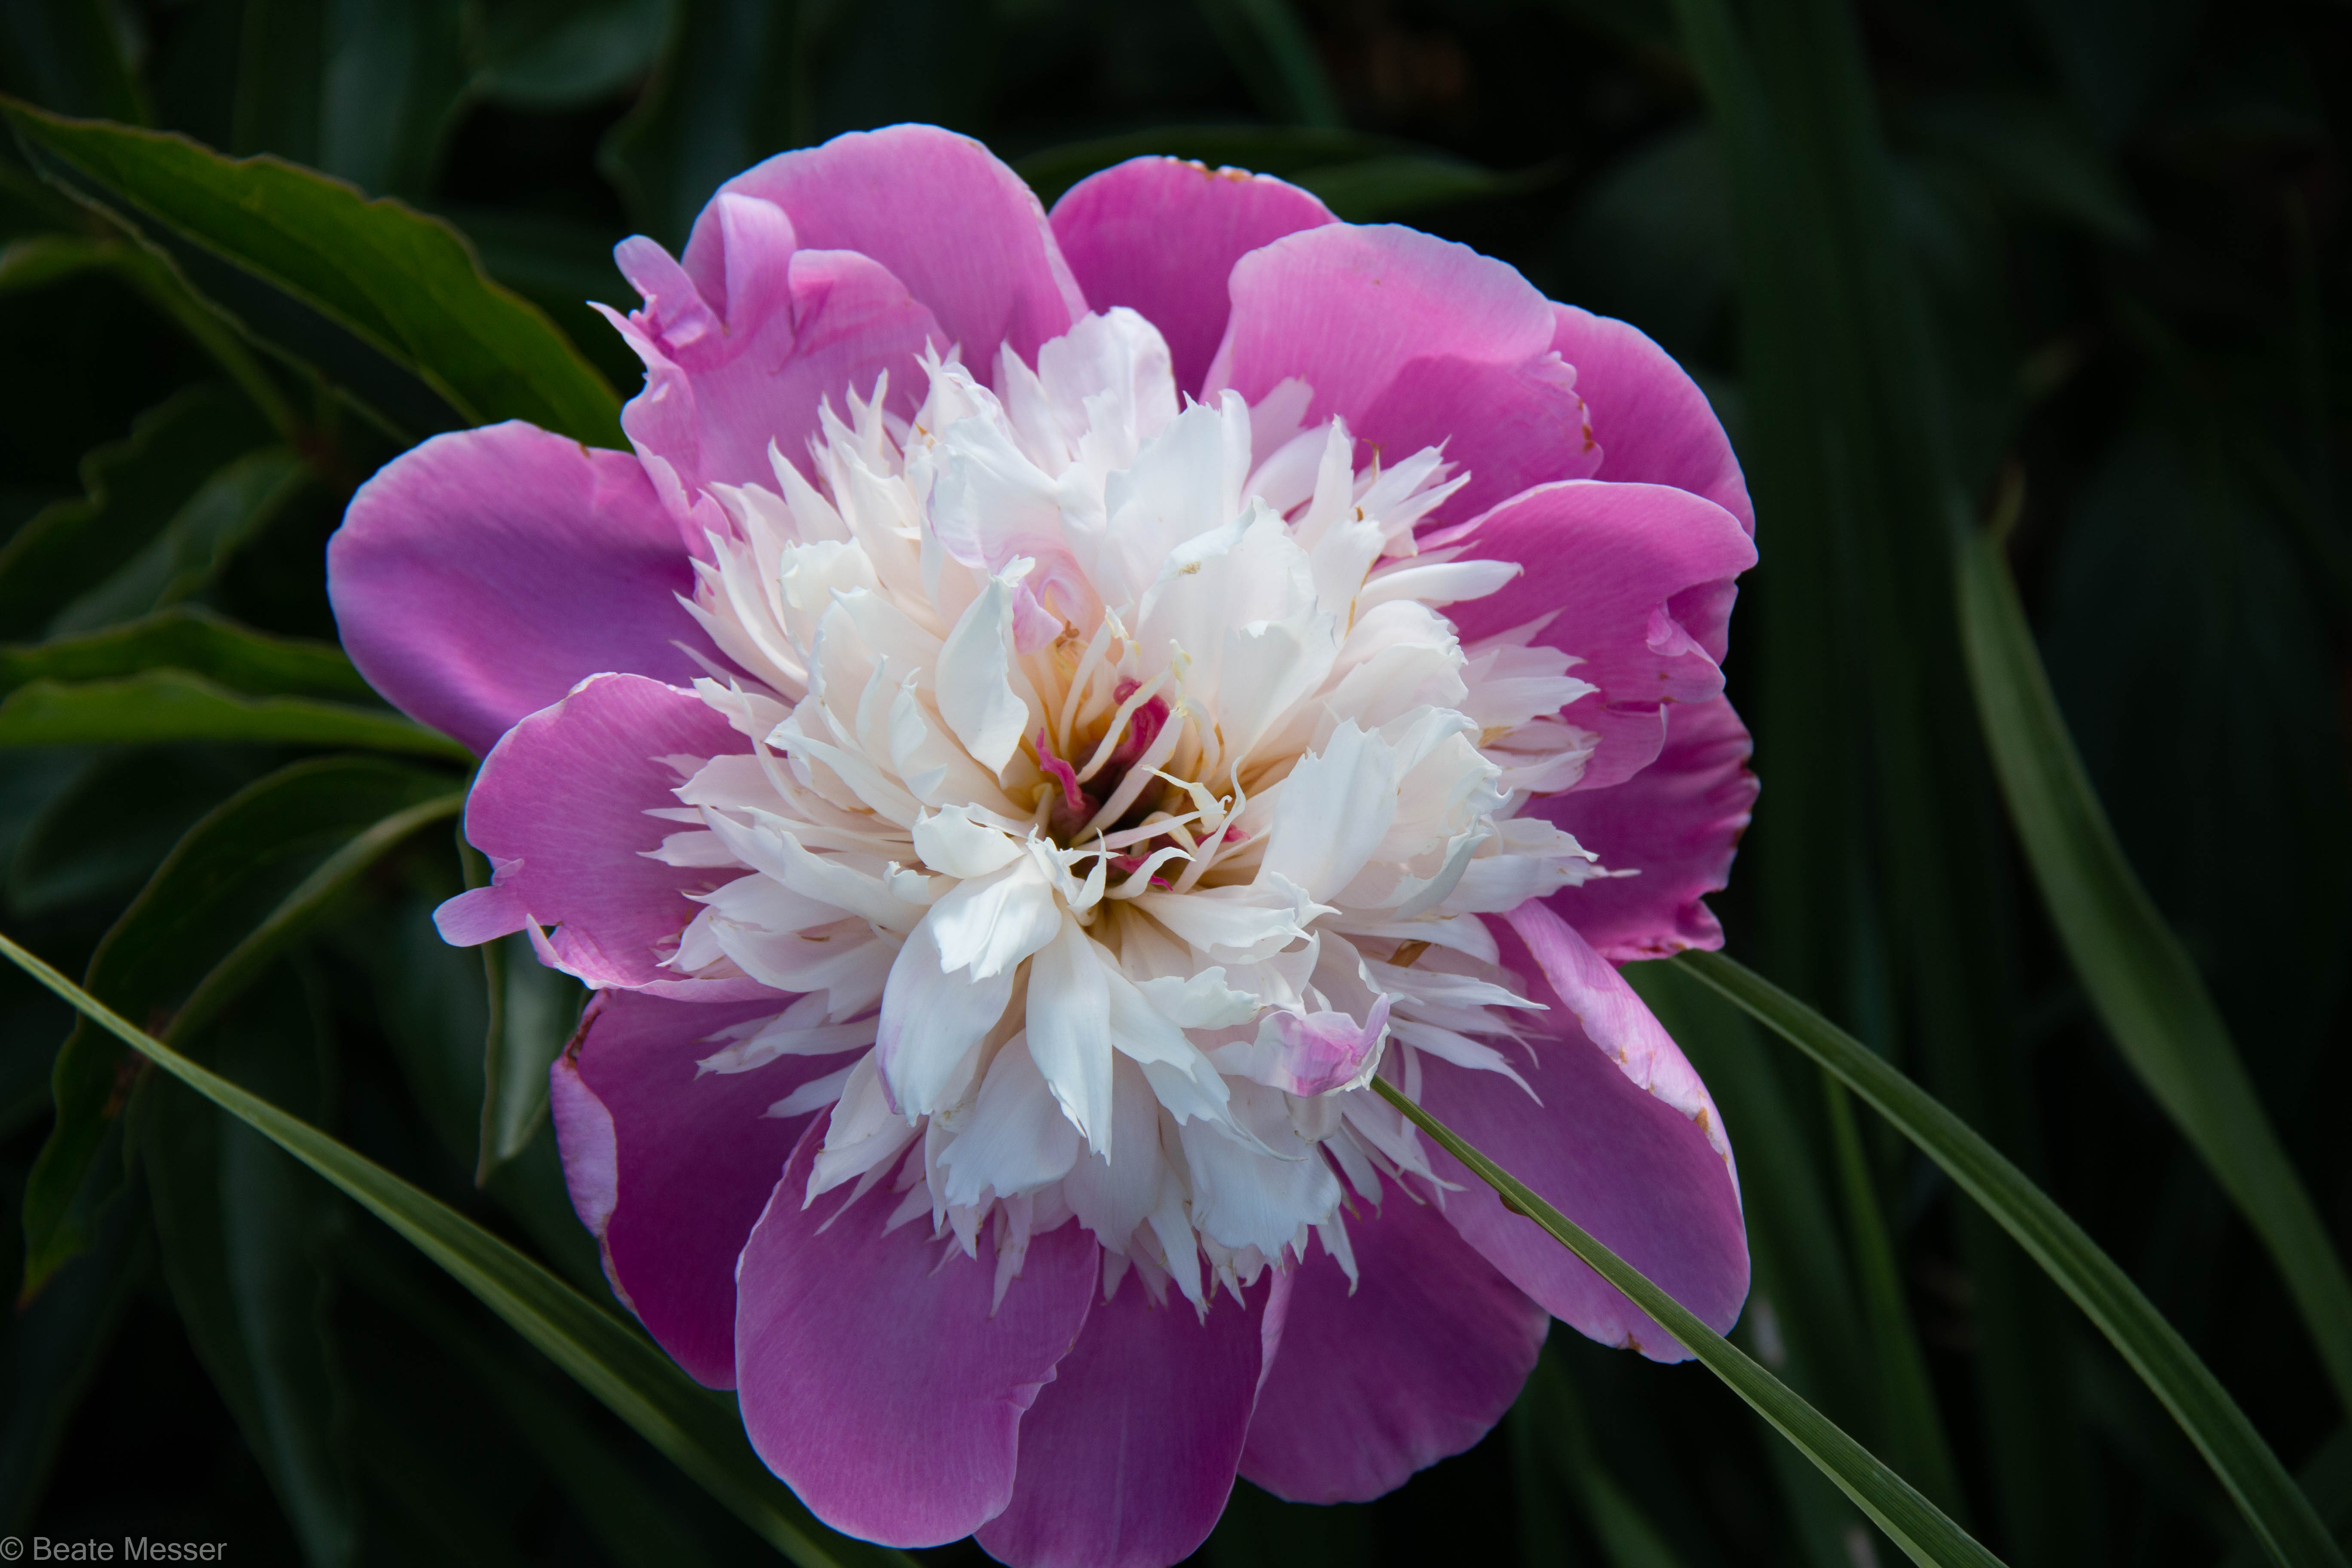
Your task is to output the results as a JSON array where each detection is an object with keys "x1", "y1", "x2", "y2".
[{"x1": 1390, "y1": 939, "x2": 1433, "y2": 968}]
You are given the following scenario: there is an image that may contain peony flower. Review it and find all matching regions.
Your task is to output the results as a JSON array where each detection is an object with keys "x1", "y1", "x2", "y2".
[{"x1": 328, "y1": 125, "x2": 1757, "y2": 1567}]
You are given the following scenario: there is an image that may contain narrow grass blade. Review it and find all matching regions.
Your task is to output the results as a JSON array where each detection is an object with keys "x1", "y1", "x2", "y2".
[
  {"x1": 1955, "y1": 520, "x2": 2352, "y2": 1417},
  {"x1": 1368, "y1": 1078, "x2": 2004, "y2": 1568},
  {"x1": 0, "y1": 932, "x2": 912, "y2": 1568},
  {"x1": 1677, "y1": 948, "x2": 2346, "y2": 1568}
]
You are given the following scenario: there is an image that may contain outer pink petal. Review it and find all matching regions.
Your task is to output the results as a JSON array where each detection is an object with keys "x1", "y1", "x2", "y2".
[
  {"x1": 735, "y1": 1124, "x2": 1099, "y2": 1548},
  {"x1": 1448, "y1": 478, "x2": 1756, "y2": 791},
  {"x1": 327, "y1": 423, "x2": 712, "y2": 754},
  {"x1": 1206, "y1": 223, "x2": 1601, "y2": 523},
  {"x1": 454, "y1": 673, "x2": 747, "y2": 988},
  {"x1": 1552, "y1": 303, "x2": 1753, "y2": 537},
  {"x1": 1240, "y1": 1179, "x2": 1548, "y2": 1503},
  {"x1": 550, "y1": 988, "x2": 822, "y2": 1387},
  {"x1": 607, "y1": 199, "x2": 948, "y2": 544},
  {"x1": 690, "y1": 125, "x2": 1085, "y2": 371},
  {"x1": 1419, "y1": 906, "x2": 1747, "y2": 1361},
  {"x1": 976, "y1": 1271, "x2": 1284, "y2": 1568},
  {"x1": 1049, "y1": 157, "x2": 1335, "y2": 397},
  {"x1": 1537, "y1": 694, "x2": 1758, "y2": 961}
]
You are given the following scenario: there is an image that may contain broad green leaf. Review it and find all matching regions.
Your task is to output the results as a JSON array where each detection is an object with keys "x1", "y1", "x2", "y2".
[
  {"x1": 1676, "y1": 949, "x2": 2349, "y2": 1568},
  {"x1": 432, "y1": 205, "x2": 640, "y2": 394},
  {"x1": 1367, "y1": 1076, "x2": 2000, "y2": 1568},
  {"x1": 1192, "y1": 0, "x2": 1342, "y2": 129},
  {"x1": 20, "y1": 756, "x2": 460, "y2": 1297},
  {"x1": 0, "y1": 606, "x2": 374, "y2": 703},
  {"x1": 49, "y1": 447, "x2": 309, "y2": 634},
  {"x1": 1, "y1": 97, "x2": 623, "y2": 445},
  {"x1": 1956, "y1": 509, "x2": 2352, "y2": 1420},
  {"x1": 0, "y1": 384, "x2": 274, "y2": 641},
  {"x1": 0, "y1": 931, "x2": 916, "y2": 1568},
  {"x1": 474, "y1": 0, "x2": 674, "y2": 109},
  {"x1": 477, "y1": 929, "x2": 582, "y2": 1180},
  {"x1": 140, "y1": 971, "x2": 358, "y2": 1568},
  {"x1": 2226, "y1": 1430, "x2": 2352, "y2": 1567},
  {"x1": 0, "y1": 1182, "x2": 144, "y2": 1530},
  {"x1": 599, "y1": 0, "x2": 807, "y2": 251},
  {"x1": 0, "y1": 671, "x2": 470, "y2": 759}
]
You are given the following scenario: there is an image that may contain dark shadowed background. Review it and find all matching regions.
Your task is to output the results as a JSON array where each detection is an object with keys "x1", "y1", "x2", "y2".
[{"x1": 1, "y1": 0, "x2": 2347, "y2": 1564}]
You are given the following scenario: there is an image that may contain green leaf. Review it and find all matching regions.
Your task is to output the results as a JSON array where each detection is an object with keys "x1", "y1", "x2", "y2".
[
  {"x1": 0, "y1": 606, "x2": 374, "y2": 703},
  {"x1": 1366, "y1": 1076, "x2": 2001, "y2": 1568},
  {"x1": 0, "y1": 384, "x2": 274, "y2": 641},
  {"x1": 598, "y1": 0, "x2": 808, "y2": 251},
  {"x1": 1954, "y1": 518, "x2": 2352, "y2": 1421},
  {"x1": 477, "y1": 930, "x2": 581, "y2": 1181},
  {"x1": 0, "y1": 671, "x2": 470, "y2": 759},
  {"x1": 48, "y1": 447, "x2": 310, "y2": 635},
  {"x1": 1675, "y1": 948, "x2": 2349, "y2": 1568},
  {"x1": 0, "y1": 930, "x2": 916, "y2": 1568},
  {"x1": 1, "y1": 97, "x2": 623, "y2": 446},
  {"x1": 19, "y1": 756, "x2": 460, "y2": 1298},
  {"x1": 1191, "y1": 0, "x2": 1342, "y2": 130},
  {"x1": 140, "y1": 969, "x2": 359, "y2": 1568},
  {"x1": 473, "y1": 0, "x2": 673, "y2": 109}
]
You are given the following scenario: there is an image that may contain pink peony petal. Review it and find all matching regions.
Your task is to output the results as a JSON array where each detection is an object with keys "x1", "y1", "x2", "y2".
[
  {"x1": 1447, "y1": 478, "x2": 1756, "y2": 791},
  {"x1": 327, "y1": 423, "x2": 713, "y2": 754},
  {"x1": 1049, "y1": 156, "x2": 1335, "y2": 396},
  {"x1": 1240, "y1": 1178, "x2": 1548, "y2": 1503},
  {"x1": 975, "y1": 1270, "x2": 1285, "y2": 1568},
  {"x1": 1552, "y1": 303, "x2": 1753, "y2": 537},
  {"x1": 735, "y1": 1122, "x2": 1099, "y2": 1548},
  {"x1": 1537, "y1": 694, "x2": 1757, "y2": 961},
  {"x1": 551, "y1": 988, "x2": 827, "y2": 1386},
  {"x1": 456, "y1": 673, "x2": 747, "y2": 988},
  {"x1": 690, "y1": 125, "x2": 1085, "y2": 374},
  {"x1": 1419, "y1": 906, "x2": 1747, "y2": 1361},
  {"x1": 607, "y1": 205, "x2": 948, "y2": 543},
  {"x1": 1206, "y1": 222, "x2": 1601, "y2": 523}
]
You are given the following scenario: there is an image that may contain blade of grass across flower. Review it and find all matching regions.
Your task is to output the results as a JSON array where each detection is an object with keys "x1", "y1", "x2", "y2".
[
  {"x1": 0, "y1": 931, "x2": 913, "y2": 1568},
  {"x1": 1368, "y1": 1078, "x2": 2003, "y2": 1568},
  {"x1": 1676, "y1": 948, "x2": 2347, "y2": 1568},
  {"x1": 1955, "y1": 512, "x2": 2352, "y2": 1418}
]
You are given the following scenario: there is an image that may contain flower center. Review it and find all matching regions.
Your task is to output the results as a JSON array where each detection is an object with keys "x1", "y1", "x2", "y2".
[{"x1": 652, "y1": 308, "x2": 1614, "y2": 1308}]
